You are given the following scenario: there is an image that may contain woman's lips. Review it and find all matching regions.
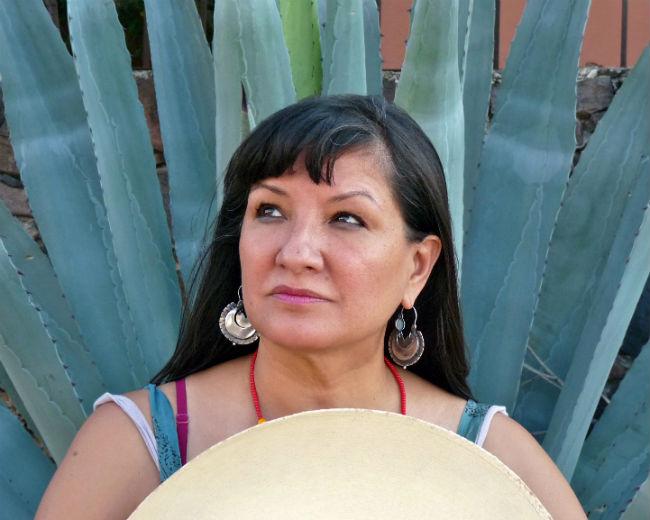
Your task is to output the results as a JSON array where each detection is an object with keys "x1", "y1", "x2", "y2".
[
  {"x1": 272, "y1": 293, "x2": 328, "y2": 304},
  {"x1": 270, "y1": 286, "x2": 329, "y2": 304}
]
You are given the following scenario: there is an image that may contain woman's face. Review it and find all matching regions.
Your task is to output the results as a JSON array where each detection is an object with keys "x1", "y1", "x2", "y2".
[{"x1": 239, "y1": 147, "x2": 440, "y2": 354}]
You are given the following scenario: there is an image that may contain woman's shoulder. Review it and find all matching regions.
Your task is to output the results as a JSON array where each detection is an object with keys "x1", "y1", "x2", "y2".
[
  {"x1": 36, "y1": 389, "x2": 162, "y2": 518},
  {"x1": 121, "y1": 380, "x2": 177, "y2": 425},
  {"x1": 481, "y1": 413, "x2": 587, "y2": 518},
  {"x1": 401, "y1": 371, "x2": 469, "y2": 432},
  {"x1": 120, "y1": 356, "x2": 253, "y2": 440},
  {"x1": 120, "y1": 356, "x2": 248, "y2": 419}
]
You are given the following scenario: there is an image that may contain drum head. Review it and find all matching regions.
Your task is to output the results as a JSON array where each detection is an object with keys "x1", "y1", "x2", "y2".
[{"x1": 129, "y1": 409, "x2": 551, "y2": 519}]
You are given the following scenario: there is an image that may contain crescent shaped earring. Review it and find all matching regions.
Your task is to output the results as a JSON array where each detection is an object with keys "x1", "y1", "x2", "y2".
[
  {"x1": 219, "y1": 286, "x2": 259, "y2": 345},
  {"x1": 388, "y1": 306, "x2": 425, "y2": 368}
]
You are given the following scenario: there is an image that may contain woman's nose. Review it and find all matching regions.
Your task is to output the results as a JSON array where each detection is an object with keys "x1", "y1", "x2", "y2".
[{"x1": 275, "y1": 219, "x2": 324, "y2": 273}]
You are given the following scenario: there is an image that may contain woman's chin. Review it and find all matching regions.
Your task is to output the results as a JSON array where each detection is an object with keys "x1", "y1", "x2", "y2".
[{"x1": 255, "y1": 328, "x2": 341, "y2": 353}]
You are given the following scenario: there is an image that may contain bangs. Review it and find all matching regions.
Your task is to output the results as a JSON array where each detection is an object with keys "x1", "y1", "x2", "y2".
[{"x1": 225, "y1": 96, "x2": 387, "y2": 194}]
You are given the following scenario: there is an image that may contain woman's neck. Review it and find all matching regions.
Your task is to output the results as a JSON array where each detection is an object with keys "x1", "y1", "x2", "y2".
[{"x1": 251, "y1": 340, "x2": 403, "y2": 420}]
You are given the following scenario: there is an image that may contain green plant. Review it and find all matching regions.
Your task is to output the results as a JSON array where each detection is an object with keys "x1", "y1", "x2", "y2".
[{"x1": 0, "y1": 0, "x2": 648, "y2": 517}]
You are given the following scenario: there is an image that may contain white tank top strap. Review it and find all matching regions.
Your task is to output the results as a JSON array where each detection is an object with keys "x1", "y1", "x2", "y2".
[
  {"x1": 475, "y1": 405, "x2": 508, "y2": 448},
  {"x1": 93, "y1": 392, "x2": 160, "y2": 471}
]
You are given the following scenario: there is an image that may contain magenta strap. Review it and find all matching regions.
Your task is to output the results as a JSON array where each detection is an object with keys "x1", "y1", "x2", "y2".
[{"x1": 175, "y1": 378, "x2": 189, "y2": 465}]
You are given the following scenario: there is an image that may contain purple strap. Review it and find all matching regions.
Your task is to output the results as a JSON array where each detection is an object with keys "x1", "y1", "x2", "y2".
[{"x1": 175, "y1": 378, "x2": 189, "y2": 465}]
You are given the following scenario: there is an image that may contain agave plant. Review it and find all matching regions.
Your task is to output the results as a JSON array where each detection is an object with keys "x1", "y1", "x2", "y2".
[{"x1": 0, "y1": 0, "x2": 648, "y2": 517}]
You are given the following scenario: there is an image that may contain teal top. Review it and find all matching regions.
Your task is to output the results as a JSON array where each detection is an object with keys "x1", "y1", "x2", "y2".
[{"x1": 147, "y1": 383, "x2": 499, "y2": 484}]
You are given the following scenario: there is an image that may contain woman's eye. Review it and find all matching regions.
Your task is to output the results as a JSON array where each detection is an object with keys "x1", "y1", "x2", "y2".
[
  {"x1": 255, "y1": 204, "x2": 283, "y2": 219},
  {"x1": 332, "y1": 212, "x2": 365, "y2": 227}
]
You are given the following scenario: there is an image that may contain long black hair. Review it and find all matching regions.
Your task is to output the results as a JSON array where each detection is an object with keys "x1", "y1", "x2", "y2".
[{"x1": 151, "y1": 95, "x2": 473, "y2": 401}]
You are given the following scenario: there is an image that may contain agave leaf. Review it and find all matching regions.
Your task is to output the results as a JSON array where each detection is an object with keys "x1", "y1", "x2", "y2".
[
  {"x1": 67, "y1": 0, "x2": 182, "y2": 371},
  {"x1": 0, "y1": 402, "x2": 55, "y2": 516},
  {"x1": 461, "y1": 0, "x2": 590, "y2": 406},
  {"x1": 394, "y1": 0, "x2": 464, "y2": 267},
  {"x1": 143, "y1": 0, "x2": 217, "y2": 285},
  {"x1": 0, "y1": 355, "x2": 40, "y2": 441},
  {"x1": 0, "y1": 201, "x2": 106, "y2": 416},
  {"x1": 571, "y1": 340, "x2": 650, "y2": 518},
  {"x1": 278, "y1": 0, "x2": 322, "y2": 99},
  {"x1": 457, "y1": 0, "x2": 471, "y2": 83},
  {"x1": 213, "y1": 0, "x2": 244, "y2": 213},
  {"x1": 542, "y1": 159, "x2": 650, "y2": 478},
  {"x1": 362, "y1": 0, "x2": 382, "y2": 96},
  {"x1": 324, "y1": 0, "x2": 366, "y2": 95},
  {"x1": 460, "y1": 0, "x2": 495, "y2": 234},
  {"x1": 238, "y1": 0, "x2": 296, "y2": 127},
  {"x1": 0, "y1": 484, "x2": 33, "y2": 520},
  {"x1": 622, "y1": 276, "x2": 650, "y2": 358},
  {"x1": 514, "y1": 47, "x2": 650, "y2": 436},
  {"x1": 0, "y1": 0, "x2": 147, "y2": 392},
  {"x1": 0, "y1": 242, "x2": 84, "y2": 462},
  {"x1": 620, "y1": 477, "x2": 650, "y2": 520}
]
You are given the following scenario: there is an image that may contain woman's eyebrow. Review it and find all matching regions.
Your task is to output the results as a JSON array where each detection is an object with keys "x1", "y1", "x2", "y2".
[
  {"x1": 251, "y1": 183, "x2": 379, "y2": 206},
  {"x1": 250, "y1": 183, "x2": 287, "y2": 196},
  {"x1": 328, "y1": 190, "x2": 379, "y2": 206}
]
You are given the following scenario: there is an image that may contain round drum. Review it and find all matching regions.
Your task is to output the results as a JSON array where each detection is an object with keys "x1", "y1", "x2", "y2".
[{"x1": 129, "y1": 409, "x2": 551, "y2": 519}]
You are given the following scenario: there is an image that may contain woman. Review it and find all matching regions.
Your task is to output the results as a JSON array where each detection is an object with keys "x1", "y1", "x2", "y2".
[{"x1": 36, "y1": 95, "x2": 586, "y2": 518}]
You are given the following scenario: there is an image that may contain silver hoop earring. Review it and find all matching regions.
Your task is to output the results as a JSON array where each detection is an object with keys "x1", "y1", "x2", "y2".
[
  {"x1": 388, "y1": 306, "x2": 424, "y2": 368},
  {"x1": 219, "y1": 286, "x2": 259, "y2": 345}
]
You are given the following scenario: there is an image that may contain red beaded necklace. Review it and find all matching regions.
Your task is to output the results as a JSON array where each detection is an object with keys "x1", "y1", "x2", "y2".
[{"x1": 249, "y1": 349, "x2": 407, "y2": 424}]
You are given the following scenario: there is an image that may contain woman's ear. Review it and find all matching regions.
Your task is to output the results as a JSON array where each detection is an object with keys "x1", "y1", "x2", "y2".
[{"x1": 402, "y1": 235, "x2": 442, "y2": 308}]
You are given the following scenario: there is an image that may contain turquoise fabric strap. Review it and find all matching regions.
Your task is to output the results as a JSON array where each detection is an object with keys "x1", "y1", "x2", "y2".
[
  {"x1": 149, "y1": 389, "x2": 493, "y2": 483},
  {"x1": 455, "y1": 399, "x2": 492, "y2": 443},
  {"x1": 147, "y1": 384, "x2": 182, "y2": 482}
]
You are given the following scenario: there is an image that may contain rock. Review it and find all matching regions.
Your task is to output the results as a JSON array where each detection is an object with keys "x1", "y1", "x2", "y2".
[
  {"x1": 382, "y1": 71, "x2": 399, "y2": 103},
  {"x1": 0, "y1": 181, "x2": 30, "y2": 217},
  {"x1": 134, "y1": 70, "x2": 163, "y2": 155},
  {"x1": 0, "y1": 172, "x2": 21, "y2": 189},
  {"x1": 17, "y1": 217, "x2": 44, "y2": 248},
  {"x1": 0, "y1": 136, "x2": 18, "y2": 176},
  {"x1": 1, "y1": 107, "x2": 20, "y2": 176},
  {"x1": 577, "y1": 76, "x2": 614, "y2": 119}
]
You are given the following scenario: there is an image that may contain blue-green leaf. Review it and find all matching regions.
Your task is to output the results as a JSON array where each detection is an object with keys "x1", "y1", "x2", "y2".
[
  {"x1": 542, "y1": 155, "x2": 650, "y2": 479},
  {"x1": 620, "y1": 477, "x2": 650, "y2": 520},
  {"x1": 143, "y1": 0, "x2": 217, "y2": 285},
  {"x1": 362, "y1": 0, "x2": 382, "y2": 96},
  {"x1": 571, "y1": 341, "x2": 650, "y2": 519},
  {"x1": 68, "y1": 0, "x2": 182, "y2": 371},
  {"x1": 213, "y1": 0, "x2": 244, "y2": 212},
  {"x1": 0, "y1": 402, "x2": 55, "y2": 517},
  {"x1": 238, "y1": 0, "x2": 296, "y2": 126},
  {"x1": 514, "y1": 46, "x2": 650, "y2": 442},
  {"x1": 0, "y1": 200, "x2": 106, "y2": 418},
  {"x1": 394, "y1": 0, "x2": 465, "y2": 267},
  {"x1": 0, "y1": 356, "x2": 40, "y2": 441},
  {"x1": 457, "y1": 0, "x2": 471, "y2": 83},
  {"x1": 0, "y1": 0, "x2": 147, "y2": 393},
  {"x1": 324, "y1": 0, "x2": 366, "y2": 95},
  {"x1": 460, "y1": 0, "x2": 495, "y2": 234},
  {"x1": 0, "y1": 240, "x2": 84, "y2": 463},
  {"x1": 0, "y1": 484, "x2": 33, "y2": 520},
  {"x1": 461, "y1": 0, "x2": 590, "y2": 407}
]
